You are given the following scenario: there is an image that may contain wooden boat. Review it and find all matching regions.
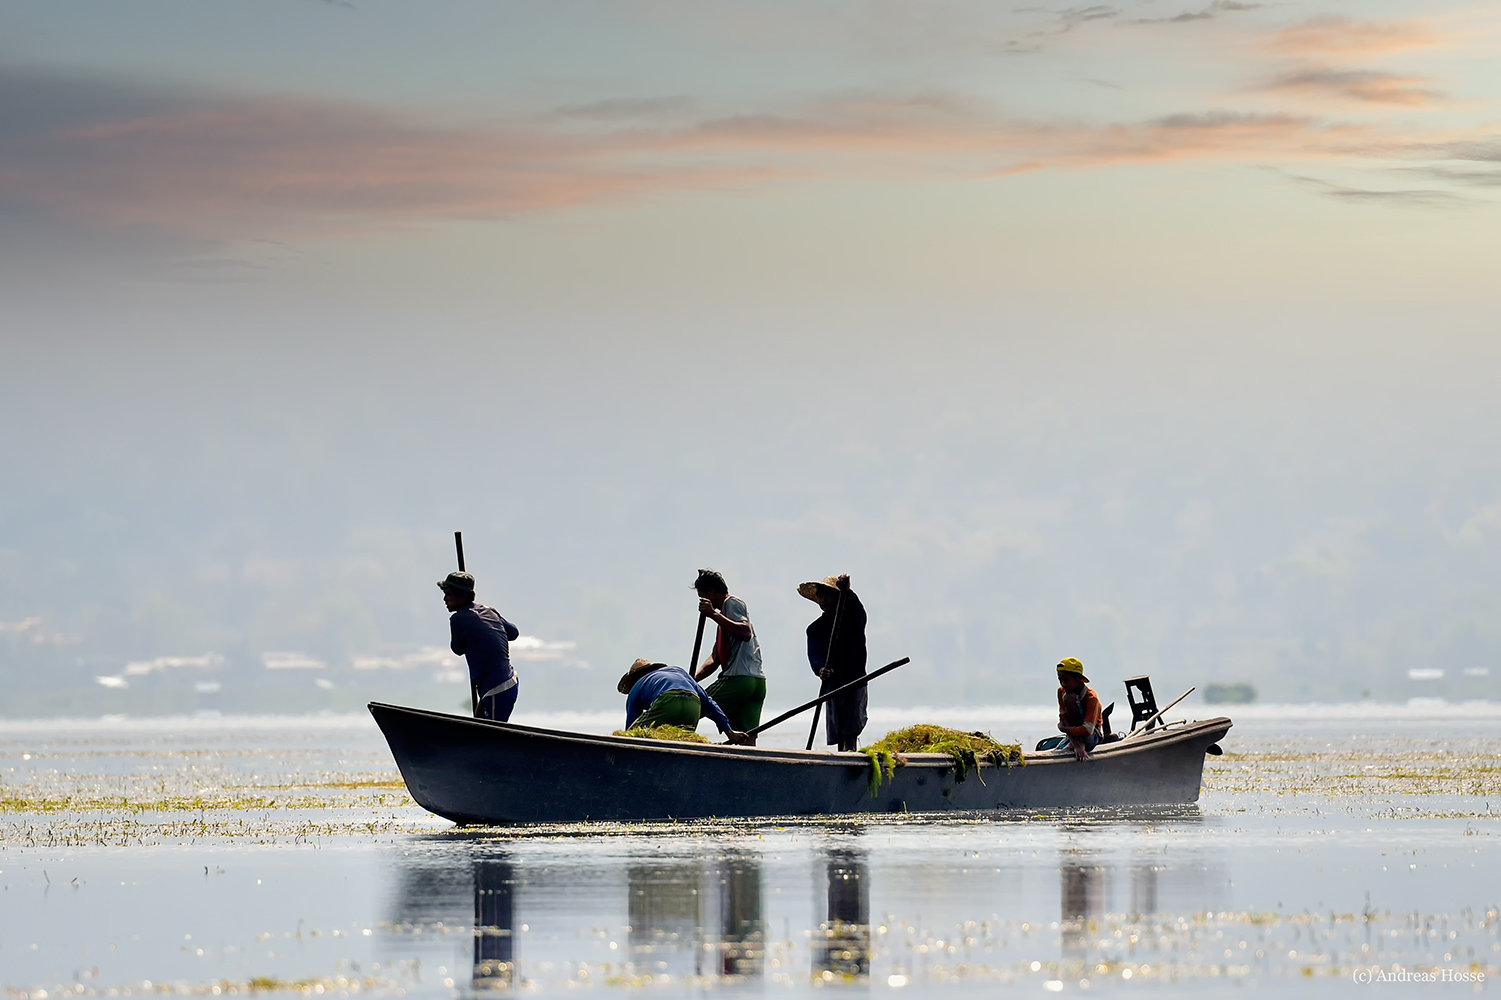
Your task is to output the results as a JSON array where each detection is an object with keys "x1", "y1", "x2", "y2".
[{"x1": 369, "y1": 701, "x2": 1231, "y2": 825}]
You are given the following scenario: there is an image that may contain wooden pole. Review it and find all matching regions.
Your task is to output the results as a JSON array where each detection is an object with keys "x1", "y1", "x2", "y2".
[
  {"x1": 688, "y1": 612, "x2": 708, "y2": 685},
  {"x1": 1121, "y1": 687, "x2": 1195, "y2": 740},
  {"x1": 454, "y1": 530, "x2": 476, "y2": 715},
  {"x1": 752, "y1": 657, "x2": 910, "y2": 739}
]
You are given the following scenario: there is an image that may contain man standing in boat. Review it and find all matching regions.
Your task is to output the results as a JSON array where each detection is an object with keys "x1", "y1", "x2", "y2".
[
  {"x1": 618, "y1": 659, "x2": 752, "y2": 744},
  {"x1": 1035, "y1": 657, "x2": 1102, "y2": 761},
  {"x1": 440, "y1": 571, "x2": 521, "y2": 722},
  {"x1": 690, "y1": 569, "x2": 767, "y2": 744},
  {"x1": 799, "y1": 573, "x2": 867, "y2": 752}
]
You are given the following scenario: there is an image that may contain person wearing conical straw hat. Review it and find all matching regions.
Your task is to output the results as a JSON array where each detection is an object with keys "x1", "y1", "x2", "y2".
[
  {"x1": 798, "y1": 573, "x2": 867, "y2": 752},
  {"x1": 1035, "y1": 657, "x2": 1102, "y2": 761},
  {"x1": 617, "y1": 658, "x2": 752, "y2": 744}
]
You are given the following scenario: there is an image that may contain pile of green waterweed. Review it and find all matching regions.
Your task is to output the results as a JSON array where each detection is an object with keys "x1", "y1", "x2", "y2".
[
  {"x1": 860, "y1": 725, "x2": 1025, "y2": 797},
  {"x1": 612, "y1": 724, "x2": 711, "y2": 744}
]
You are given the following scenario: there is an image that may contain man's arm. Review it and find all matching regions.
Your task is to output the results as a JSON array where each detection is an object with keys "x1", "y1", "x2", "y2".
[
  {"x1": 449, "y1": 613, "x2": 467, "y2": 656},
  {"x1": 690, "y1": 678, "x2": 734, "y2": 733},
  {"x1": 693, "y1": 651, "x2": 719, "y2": 682},
  {"x1": 624, "y1": 687, "x2": 645, "y2": 729},
  {"x1": 698, "y1": 597, "x2": 751, "y2": 641},
  {"x1": 501, "y1": 617, "x2": 519, "y2": 642}
]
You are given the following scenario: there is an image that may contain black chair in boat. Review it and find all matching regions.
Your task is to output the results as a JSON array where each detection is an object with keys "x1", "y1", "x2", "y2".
[{"x1": 1123, "y1": 675, "x2": 1160, "y2": 733}]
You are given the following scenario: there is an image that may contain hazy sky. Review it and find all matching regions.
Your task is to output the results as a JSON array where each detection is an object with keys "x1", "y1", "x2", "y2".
[{"x1": 2, "y1": 0, "x2": 1500, "y2": 713}]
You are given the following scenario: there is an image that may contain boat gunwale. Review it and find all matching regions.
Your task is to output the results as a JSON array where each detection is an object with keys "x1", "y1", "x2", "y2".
[{"x1": 367, "y1": 701, "x2": 1230, "y2": 770}]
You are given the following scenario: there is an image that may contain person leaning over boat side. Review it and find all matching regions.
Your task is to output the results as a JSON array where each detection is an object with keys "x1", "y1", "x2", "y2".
[
  {"x1": 617, "y1": 659, "x2": 752, "y2": 744},
  {"x1": 799, "y1": 573, "x2": 868, "y2": 753},
  {"x1": 690, "y1": 568, "x2": 767, "y2": 744},
  {"x1": 439, "y1": 571, "x2": 521, "y2": 722},
  {"x1": 1035, "y1": 657, "x2": 1102, "y2": 761}
]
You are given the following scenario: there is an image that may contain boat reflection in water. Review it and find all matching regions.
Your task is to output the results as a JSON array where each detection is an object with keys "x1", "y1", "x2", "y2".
[
  {"x1": 382, "y1": 848, "x2": 517, "y2": 992},
  {"x1": 471, "y1": 858, "x2": 516, "y2": 990},
  {"x1": 626, "y1": 852, "x2": 765, "y2": 983},
  {"x1": 814, "y1": 848, "x2": 870, "y2": 983},
  {"x1": 1059, "y1": 850, "x2": 1109, "y2": 958},
  {"x1": 1056, "y1": 823, "x2": 1222, "y2": 979}
]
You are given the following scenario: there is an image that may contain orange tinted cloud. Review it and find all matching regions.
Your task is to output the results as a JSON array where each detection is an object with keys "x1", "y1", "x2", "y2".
[
  {"x1": 1260, "y1": 68, "x2": 1443, "y2": 107},
  {"x1": 0, "y1": 71, "x2": 1478, "y2": 240},
  {"x1": 1265, "y1": 17, "x2": 1446, "y2": 59}
]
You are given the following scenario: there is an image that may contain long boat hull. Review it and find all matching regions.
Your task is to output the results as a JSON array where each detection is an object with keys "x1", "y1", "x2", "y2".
[{"x1": 370, "y1": 702, "x2": 1231, "y2": 825}]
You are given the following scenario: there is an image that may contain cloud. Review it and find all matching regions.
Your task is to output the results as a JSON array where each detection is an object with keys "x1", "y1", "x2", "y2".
[
  {"x1": 1135, "y1": 1, "x2": 1262, "y2": 25},
  {"x1": 1292, "y1": 175, "x2": 1468, "y2": 209},
  {"x1": 1407, "y1": 165, "x2": 1501, "y2": 188},
  {"x1": 1260, "y1": 68, "x2": 1443, "y2": 107},
  {"x1": 1265, "y1": 17, "x2": 1445, "y2": 59},
  {"x1": 552, "y1": 96, "x2": 694, "y2": 121},
  {"x1": 1, "y1": 62, "x2": 1488, "y2": 242},
  {"x1": 1060, "y1": 5, "x2": 1119, "y2": 27}
]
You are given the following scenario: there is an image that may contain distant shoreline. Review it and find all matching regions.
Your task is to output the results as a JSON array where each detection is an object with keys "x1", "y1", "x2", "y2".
[{"x1": 2, "y1": 699, "x2": 1500, "y2": 733}]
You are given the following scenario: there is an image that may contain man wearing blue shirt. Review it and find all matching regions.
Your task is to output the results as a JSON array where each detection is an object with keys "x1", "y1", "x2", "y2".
[
  {"x1": 439, "y1": 571, "x2": 520, "y2": 722},
  {"x1": 617, "y1": 658, "x2": 751, "y2": 743}
]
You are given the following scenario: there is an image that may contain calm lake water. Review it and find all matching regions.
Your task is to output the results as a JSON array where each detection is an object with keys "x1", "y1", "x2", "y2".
[{"x1": 2, "y1": 705, "x2": 1498, "y2": 996}]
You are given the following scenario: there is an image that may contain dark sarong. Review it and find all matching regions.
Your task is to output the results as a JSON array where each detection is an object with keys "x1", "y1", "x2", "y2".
[{"x1": 824, "y1": 682, "x2": 868, "y2": 746}]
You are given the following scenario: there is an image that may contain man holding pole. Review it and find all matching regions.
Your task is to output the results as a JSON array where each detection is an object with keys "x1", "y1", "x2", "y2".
[
  {"x1": 799, "y1": 573, "x2": 867, "y2": 752},
  {"x1": 440, "y1": 571, "x2": 521, "y2": 722},
  {"x1": 691, "y1": 569, "x2": 767, "y2": 744}
]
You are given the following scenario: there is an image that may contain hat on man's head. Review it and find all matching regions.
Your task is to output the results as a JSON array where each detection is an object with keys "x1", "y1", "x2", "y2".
[
  {"x1": 617, "y1": 657, "x2": 669, "y2": 695},
  {"x1": 437, "y1": 571, "x2": 476, "y2": 595},
  {"x1": 797, "y1": 576, "x2": 841, "y2": 603},
  {"x1": 1056, "y1": 657, "x2": 1089, "y2": 682}
]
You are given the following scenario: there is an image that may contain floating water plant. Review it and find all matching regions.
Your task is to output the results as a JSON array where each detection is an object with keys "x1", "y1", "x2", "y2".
[
  {"x1": 613, "y1": 724, "x2": 711, "y2": 744},
  {"x1": 860, "y1": 725, "x2": 1025, "y2": 797}
]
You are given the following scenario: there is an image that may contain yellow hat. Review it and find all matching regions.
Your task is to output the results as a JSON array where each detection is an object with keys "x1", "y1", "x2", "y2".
[{"x1": 1056, "y1": 657, "x2": 1089, "y2": 682}]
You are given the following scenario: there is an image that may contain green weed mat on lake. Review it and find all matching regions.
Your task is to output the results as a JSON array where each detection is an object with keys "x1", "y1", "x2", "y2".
[
  {"x1": 611, "y1": 724, "x2": 710, "y2": 744},
  {"x1": 860, "y1": 725, "x2": 1025, "y2": 797}
]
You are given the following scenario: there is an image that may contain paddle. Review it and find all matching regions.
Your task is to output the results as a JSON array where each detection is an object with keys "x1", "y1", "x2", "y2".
[
  {"x1": 805, "y1": 586, "x2": 845, "y2": 750},
  {"x1": 688, "y1": 611, "x2": 708, "y2": 689},
  {"x1": 454, "y1": 530, "x2": 476, "y2": 715},
  {"x1": 1121, "y1": 686, "x2": 1194, "y2": 741},
  {"x1": 750, "y1": 656, "x2": 911, "y2": 740}
]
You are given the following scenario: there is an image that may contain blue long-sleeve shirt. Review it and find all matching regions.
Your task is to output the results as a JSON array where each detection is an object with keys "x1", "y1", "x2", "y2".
[
  {"x1": 449, "y1": 603, "x2": 520, "y2": 697},
  {"x1": 624, "y1": 666, "x2": 733, "y2": 734}
]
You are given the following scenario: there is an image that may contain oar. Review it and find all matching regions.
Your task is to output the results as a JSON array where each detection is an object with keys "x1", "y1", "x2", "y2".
[
  {"x1": 1121, "y1": 686, "x2": 1194, "y2": 741},
  {"x1": 750, "y1": 657, "x2": 910, "y2": 740},
  {"x1": 454, "y1": 530, "x2": 476, "y2": 714},
  {"x1": 805, "y1": 587, "x2": 846, "y2": 750},
  {"x1": 688, "y1": 612, "x2": 708, "y2": 686}
]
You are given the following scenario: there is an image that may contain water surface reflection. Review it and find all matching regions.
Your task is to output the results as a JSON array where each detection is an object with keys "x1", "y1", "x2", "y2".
[
  {"x1": 815, "y1": 848, "x2": 870, "y2": 983},
  {"x1": 381, "y1": 815, "x2": 1239, "y2": 994},
  {"x1": 471, "y1": 858, "x2": 515, "y2": 990}
]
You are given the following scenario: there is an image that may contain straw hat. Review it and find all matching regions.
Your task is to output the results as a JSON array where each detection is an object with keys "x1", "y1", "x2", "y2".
[
  {"x1": 797, "y1": 576, "x2": 841, "y2": 602},
  {"x1": 617, "y1": 657, "x2": 669, "y2": 695},
  {"x1": 1056, "y1": 657, "x2": 1089, "y2": 682}
]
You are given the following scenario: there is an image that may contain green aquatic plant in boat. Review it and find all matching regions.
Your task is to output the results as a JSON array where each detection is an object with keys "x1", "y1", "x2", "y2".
[
  {"x1": 613, "y1": 724, "x2": 711, "y2": 744},
  {"x1": 862, "y1": 748, "x2": 897, "y2": 797},
  {"x1": 860, "y1": 725, "x2": 1025, "y2": 797}
]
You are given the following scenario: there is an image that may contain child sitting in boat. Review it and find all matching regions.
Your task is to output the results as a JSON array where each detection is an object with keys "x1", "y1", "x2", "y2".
[
  {"x1": 1035, "y1": 657, "x2": 1102, "y2": 761},
  {"x1": 617, "y1": 659, "x2": 752, "y2": 744}
]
